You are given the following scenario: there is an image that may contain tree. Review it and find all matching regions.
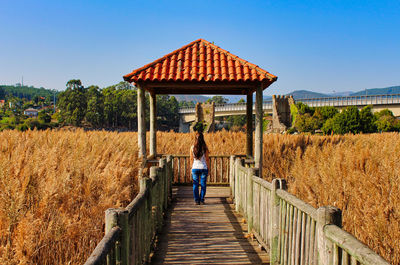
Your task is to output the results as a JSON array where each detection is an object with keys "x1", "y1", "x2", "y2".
[
  {"x1": 319, "y1": 106, "x2": 338, "y2": 120},
  {"x1": 359, "y1": 105, "x2": 376, "y2": 133},
  {"x1": 0, "y1": 87, "x2": 5, "y2": 100},
  {"x1": 328, "y1": 106, "x2": 362, "y2": 134},
  {"x1": 85, "y1": 86, "x2": 104, "y2": 127},
  {"x1": 374, "y1": 109, "x2": 400, "y2": 132},
  {"x1": 57, "y1": 79, "x2": 87, "y2": 126},
  {"x1": 157, "y1": 95, "x2": 179, "y2": 131},
  {"x1": 38, "y1": 110, "x2": 51, "y2": 123},
  {"x1": 206, "y1": 96, "x2": 228, "y2": 104},
  {"x1": 294, "y1": 113, "x2": 319, "y2": 132}
]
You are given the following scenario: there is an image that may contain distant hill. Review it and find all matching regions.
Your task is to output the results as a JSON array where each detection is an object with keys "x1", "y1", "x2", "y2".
[
  {"x1": 286, "y1": 90, "x2": 328, "y2": 99},
  {"x1": 350, "y1": 86, "x2": 400, "y2": 96},
  {"x1": 173, "y1": 95, "x2": 209, "y2": 102},
  {"x1": 282, "y1": 86, "x2": 400, "y2": 100},
  {"x1": 0, "y1": 85, "x2": 58, "y2": 100}
]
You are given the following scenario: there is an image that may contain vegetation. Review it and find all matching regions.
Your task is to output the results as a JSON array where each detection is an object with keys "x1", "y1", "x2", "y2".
[
  {"x1": 0, "y1": 90, "x2": 56, "y2": 132},
  {"x1": 57, "y1": 80, "x2": 180, "y2": 131},
  {"x1": 0, "y1": 85, "x2": 58, "y2": 101},
  {"x1": 1, "y1": 131, "x2": 399, "y2": 264},
  {"x1": 0, "y1": 130, "x2": 140, "y2": 264},
  {"x1": 290, "y1": 102, "x2": 400, "y2": 134}
]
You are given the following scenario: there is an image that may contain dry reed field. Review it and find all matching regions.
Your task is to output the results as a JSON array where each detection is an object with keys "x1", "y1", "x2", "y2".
[
  {"x1": 159, "y1": 131, "x2": 400, "y2": 264},
  {"x1": 0, "y1": 130, "x2": 398, "y2": 264},
  {"x1": 0, "y1": 129, "x2": 140, "y2": 264}
]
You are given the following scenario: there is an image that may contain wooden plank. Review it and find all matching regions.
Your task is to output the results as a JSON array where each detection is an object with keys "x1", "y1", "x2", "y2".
[
  {"x1": 324, "y1": 225, "x2": 390, "y2": 265},
  {"x1": 151, "y1": 186, "x2": 270, "y2": 265}
]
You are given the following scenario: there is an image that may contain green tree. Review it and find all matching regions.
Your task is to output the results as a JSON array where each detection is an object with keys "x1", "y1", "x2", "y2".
[
  {"x1": 0, "y1": 87, "x2": 5, "y2": 100},
  {"x1": 57, "y1": 79, "x2": 87, "y2": 126},
  {"x1": 296, "y1": 102, "x2": 315, "y2": 115},
  {"x1": 38, "y1": 110, "x2": 51, "y2": 123},
  {"x1": 359, "y1": 105, "x2": 376, "y2": 133},
  {"x1": 328, "y1": 106, "x2": 362, "y2": 134},
  {"x1": 319, "y1": 106, "x2": 339, "y2": 120},
  {"x1": 374, "y1": 109, "x2": 400, "y2": 132},
  {"x1": 206, "y1": 96, "x2": 228, "y2": 104},
  {"x1": 157, "y1": 95, "x2": 179, "y2": 131},
  {"x1": 85, "y1": 86, "x2": 104, "y2": 127},
  {"x1": 294, "y1": 113, "x2": 319, "y2": 132}
]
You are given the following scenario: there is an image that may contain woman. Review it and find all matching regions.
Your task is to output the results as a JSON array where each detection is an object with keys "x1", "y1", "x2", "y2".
[{"x1": 190, "y1": 131, "x2": 210, "y2": 205}]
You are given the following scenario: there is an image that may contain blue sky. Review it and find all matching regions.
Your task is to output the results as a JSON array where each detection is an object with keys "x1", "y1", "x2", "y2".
[{"x1": 1, "y1": 0, "x2": 399, "y2": 95}]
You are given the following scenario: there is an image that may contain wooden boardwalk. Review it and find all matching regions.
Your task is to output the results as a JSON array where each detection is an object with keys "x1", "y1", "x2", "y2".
[{"x1": 151, "y1": 186, "x2": 270, "y2": 264}]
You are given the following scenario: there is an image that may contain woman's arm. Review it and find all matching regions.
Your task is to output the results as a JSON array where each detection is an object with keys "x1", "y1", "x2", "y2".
[{"x1": 205, "y1": 149, "x2": 210, "y2": 171}]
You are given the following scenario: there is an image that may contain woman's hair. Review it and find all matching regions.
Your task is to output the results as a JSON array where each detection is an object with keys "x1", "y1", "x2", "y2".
[{"x1": 193, "y1": 132, "x2": 208, "y2": 159}]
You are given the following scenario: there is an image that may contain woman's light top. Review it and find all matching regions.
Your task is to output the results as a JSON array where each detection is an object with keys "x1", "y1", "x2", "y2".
[{"x1": 191, "y1": 146, "x2": 208, "y2": 170}]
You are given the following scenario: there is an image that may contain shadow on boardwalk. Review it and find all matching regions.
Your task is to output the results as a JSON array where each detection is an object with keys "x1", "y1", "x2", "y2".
[{"x1": 151, "y1": 186, "x2": 270, "y2": 264}]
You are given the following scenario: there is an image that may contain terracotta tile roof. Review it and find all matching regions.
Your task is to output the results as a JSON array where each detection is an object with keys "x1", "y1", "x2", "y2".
[{"x1": 123, "y1": 39, "x2": 277, "y2": 84}]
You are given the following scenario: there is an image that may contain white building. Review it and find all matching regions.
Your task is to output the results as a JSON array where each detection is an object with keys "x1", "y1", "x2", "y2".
[{"x1": 24, "y1": 108, "x2": 39, "y2": 117}]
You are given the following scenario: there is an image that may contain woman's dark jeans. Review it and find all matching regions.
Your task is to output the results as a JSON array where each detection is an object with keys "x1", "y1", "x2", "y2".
[{"x1": 191, "y1": 169, "x2": 208, "y2": 202}]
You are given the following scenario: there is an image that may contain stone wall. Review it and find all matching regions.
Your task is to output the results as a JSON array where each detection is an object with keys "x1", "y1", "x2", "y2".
[
  {"x1": 190, "y1": 102, "x2": 215, "y2": 132},
  {"x1": 267, "y1": 95, "x2": 295, "y2": 133}
]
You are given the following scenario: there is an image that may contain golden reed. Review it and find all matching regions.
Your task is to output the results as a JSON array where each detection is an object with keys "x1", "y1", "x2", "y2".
[{"x1": 0, "y1": 130, "x2": 398, "y2": 264}]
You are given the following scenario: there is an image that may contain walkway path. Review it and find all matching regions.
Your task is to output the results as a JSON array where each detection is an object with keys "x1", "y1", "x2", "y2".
[{"x1": 151, "y1": 186, "x2": 270, "y2": 264}]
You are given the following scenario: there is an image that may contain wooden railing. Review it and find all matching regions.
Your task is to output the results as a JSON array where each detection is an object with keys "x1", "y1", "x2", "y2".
[
  {"x1": 84, "y1": 156, "x2": 173, "y2": 265},
  {"x1": 171, "y1": 154, "x2": 246, "y2": 184},
  {"x1": 231, "y1": 157, "x2": 390, "y2": 265}
]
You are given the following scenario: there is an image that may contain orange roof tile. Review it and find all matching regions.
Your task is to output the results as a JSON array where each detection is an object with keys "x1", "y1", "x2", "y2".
[{"x1": 123, "y1": 39, "x2": 277, "y2": 84}]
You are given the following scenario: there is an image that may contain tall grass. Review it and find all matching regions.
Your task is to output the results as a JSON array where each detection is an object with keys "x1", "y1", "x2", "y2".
[
  {"x1": 262, "y1": 133, "x2": 400, "y2": 264},
  {"x1": 0, "y1": 129, "x2": 140, "y2": 264},
  {"x1": 0, "y1": 130, "x2": 398, "y2": 264}
]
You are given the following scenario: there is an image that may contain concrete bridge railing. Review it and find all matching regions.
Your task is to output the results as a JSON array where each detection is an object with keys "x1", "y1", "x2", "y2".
[
  {"x1": 231, "y1": 157, "x2": 390, "y2": 265},
  {"x1": 179, "y1": 94, "x2": 400, "y2": 114}
]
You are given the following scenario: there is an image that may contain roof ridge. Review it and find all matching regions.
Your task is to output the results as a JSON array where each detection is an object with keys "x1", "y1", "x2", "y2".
[
  {"x1": 203, "y1": 39, "x2": 276, "y2": 80},
  {"x1": 123, "y1": 39, "x2": 203, "y2": 79},
  {"x1": 123, "y1": 38, "x2": 277, "y2": 83}
]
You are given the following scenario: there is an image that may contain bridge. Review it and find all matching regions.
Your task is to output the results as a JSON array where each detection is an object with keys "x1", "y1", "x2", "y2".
[
  {"x1": 84, "y1": 155, "x2": 389, "y2": 265},
  {"x1": 179, "y1": 94, "x2": 400, "y2": 131}
]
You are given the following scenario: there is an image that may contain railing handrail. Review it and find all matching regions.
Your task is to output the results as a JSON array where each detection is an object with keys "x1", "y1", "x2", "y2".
[
  {"x1": 84, "y1": 226, "x2": 121, "y2": 265},
  {"x1": 324, "y1": 224, "x2": 389, "y2": 265},
  {"x1": 84, "y1": 156, "x2": 173, "y2": 265},
  {"x1": 230, "y1": 156, "x2": 390, "y2": 265},
  {"x1": 276, "y1": 188, "x2": 317, "y2": 220},
  {"x1": 168, "y1": 154, "x2": 246, "y2": 158}
]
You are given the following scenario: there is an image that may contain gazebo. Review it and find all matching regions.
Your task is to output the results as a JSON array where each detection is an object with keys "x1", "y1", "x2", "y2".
[{"x1": 123, "y1": 39, "x2": 277, "y2": 171}]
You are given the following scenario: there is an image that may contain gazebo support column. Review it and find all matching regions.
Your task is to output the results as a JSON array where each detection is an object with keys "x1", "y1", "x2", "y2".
[
  {"x1": 137, "y1": 85, "x2": 146, "y2": 158},
  {"x1": 149, "y1": 92, "x2": 157, "y2": 157},
  {"x1": 254, "y1": 84, "x2": 263, "y2": 175},
  {"x1": 246, "y1": 92, "x2": 253, "y2": 158}
]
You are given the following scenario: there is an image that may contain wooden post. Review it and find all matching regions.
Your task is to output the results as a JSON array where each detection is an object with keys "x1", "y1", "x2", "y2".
[
  {"x1": 149, "y1": 92, "x2": 157, "y2": 157},
  {"x1": 246, "y1": 167, "x2": 255, "y2": 233},
  {"x1": 254, "y1": 84, "x2": 263, "y2": 175},
  {"x1": 117, "y1": 210, "x2": 129, "y2": 265},
  {"x1": 159, "y1": 158, "x2": 168, "y2": 211},
  {"x1": 166, "y1": 155, "x2": 173, "y2": 203},
  {"x1": 105, "y1": 209, "x2": 119, "y2": 265},
  {"x1": 270, "y1": 179, "x2": 287, "y2": 264},
  {"x1": 246, "y1": 92, "x2": 253, "y2": 158},
  {"x1": 235, "y1": 158, "x2": 244, "y2": 212},
  {"x1": 137, "y1": 85, "x2": 146, "y2": 158},
  {"x1": 229, "y1": 155, "x2": 235, "y2": 199},
  {"x1": 316, "y1": 206, "x2": 342, "y2": 265}
]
